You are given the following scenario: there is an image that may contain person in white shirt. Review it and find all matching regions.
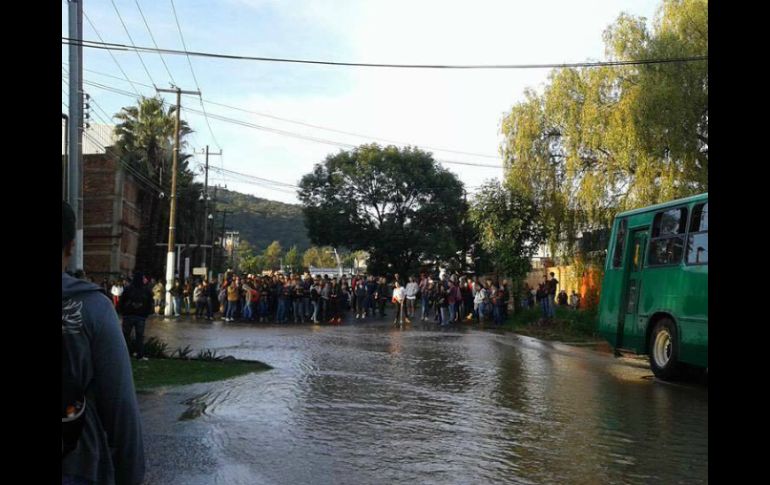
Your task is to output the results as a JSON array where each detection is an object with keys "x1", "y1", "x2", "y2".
[
  {"x1": 392, "y1": 280, "x2": 407, "y2": 326},
  {"x1": 111, "y1": 280, "x2": 124, "y2": 310},
  {"x1": 405, "y1": 276, "x2": 419, "y2": 319}
]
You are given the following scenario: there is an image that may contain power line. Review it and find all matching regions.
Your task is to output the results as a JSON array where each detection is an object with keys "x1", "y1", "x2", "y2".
[
  {"x1": 77, "y1": 77, "x2": 646, "y2": 176},
  {"x1": 109, "y1": 0, "x2": 157, "y2": 87},
  {"x1": 82, "y1": 129, "x2": 165, "y2": 194},
  {"x1": 62, "y1": 37, "x2": 708, "y2": 70},
  {"x1": 134, "y1": 0, "x2": 176, "y2": 85},
  {"x1": 81, "y1": 12, "x2": 142, "y2": 96},
  {"x1": 69, "y1": 64, "x2": 500, "y2": 159},
  {"x1": 80, "y1": 78, "x2": 504, "y2": 169},
  {"x1": 168, "y1": 0, "x2": 222, "y2": 151}
]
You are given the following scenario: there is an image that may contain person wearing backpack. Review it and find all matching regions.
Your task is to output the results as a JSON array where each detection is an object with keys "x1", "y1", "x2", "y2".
[
  {"x1": 119, "y1": 272, "x2": 154, "y2": 360},
  {"x1": 62, "y1": 201, "x2": 145, "y2": 485}
]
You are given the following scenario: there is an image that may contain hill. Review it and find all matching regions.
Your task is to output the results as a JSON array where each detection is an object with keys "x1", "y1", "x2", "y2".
[{"x1": 213, "y1": 188, "x2": 310, "y2": 252}]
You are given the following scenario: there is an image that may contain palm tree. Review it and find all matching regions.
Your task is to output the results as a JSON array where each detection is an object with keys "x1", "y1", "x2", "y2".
[{"x1": 114, "y1": 96, "x2": 196, "y2": 275}]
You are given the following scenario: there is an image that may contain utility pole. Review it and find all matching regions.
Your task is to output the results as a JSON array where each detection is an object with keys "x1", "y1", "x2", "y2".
[
  {"x1": 218, "y1": 209, "x2": 232, "y2": 273},
  {"x1": 195, "y1": 145, "x2": 222, "y2": 270},
  {"x1": 62, "y1": 113, "x2": 68, "y2": 200},
  {"x1": 156, "y1": 86, "x2": 200, "y2": 316},
  {"x1": 67, "y1": 0, "x2": 84, "y2": 272}
]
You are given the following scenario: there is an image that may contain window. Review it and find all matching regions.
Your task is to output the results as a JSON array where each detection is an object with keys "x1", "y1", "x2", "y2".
[
  {"x1": 612, "y1": 219, "x2": 627, "y2": 268},
  {"x1": 632, "y1": 239, "x2": 643, "y2": 271},
  {"x1": 648, "y1": 207, "x2": 688, "y2": 266},
  {"x1": 686, "y1": 202, "x2": 708, "y2": 265}
]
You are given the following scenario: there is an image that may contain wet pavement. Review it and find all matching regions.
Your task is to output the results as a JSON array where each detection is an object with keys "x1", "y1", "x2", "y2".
[{"x1": 140, "y1": 314, "x2": 708, "y2": 485}]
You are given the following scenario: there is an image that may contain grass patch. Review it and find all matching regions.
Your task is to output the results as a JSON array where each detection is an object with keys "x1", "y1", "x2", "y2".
[
  {"x1": 501, "y1": 306, "x2": 600, "y2": 343},
  {"x1": 131, "y1": 358, "x2": 271, "y2": 391}
]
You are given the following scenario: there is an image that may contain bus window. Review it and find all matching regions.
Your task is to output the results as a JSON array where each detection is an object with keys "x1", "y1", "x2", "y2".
[
  {"x1": 686, "y1": 202, "x2": 708, "y2": 265},
  {"x1": 648, "y1": 207, "x2": 688, "y2": 266},
  {"x1": 612, "y1": 219, "x2": 627, "y2": 268}
]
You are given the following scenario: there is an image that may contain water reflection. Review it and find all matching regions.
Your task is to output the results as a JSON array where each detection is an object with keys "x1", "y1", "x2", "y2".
[{"x1": 141, "y1": 319, "x2": 707, "y2": 484}]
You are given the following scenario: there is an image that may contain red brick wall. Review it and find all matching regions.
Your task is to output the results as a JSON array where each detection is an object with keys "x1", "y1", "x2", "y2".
[{"x1": 82, "y1": 153, "x2": 142, "y2": 278}]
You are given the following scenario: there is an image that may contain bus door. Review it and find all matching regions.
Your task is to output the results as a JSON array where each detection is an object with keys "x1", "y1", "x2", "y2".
[{"x1": 616, "y1": 228, "x2": 648, "y2": 349}]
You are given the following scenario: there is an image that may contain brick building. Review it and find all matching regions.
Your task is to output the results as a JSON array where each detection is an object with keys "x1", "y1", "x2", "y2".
[
  {"x1": 64, "y1": 124, "x2": 143, "y2": 279},
  {"x1": 82, "y1": 153, "x2": 142, "y2": 279}
]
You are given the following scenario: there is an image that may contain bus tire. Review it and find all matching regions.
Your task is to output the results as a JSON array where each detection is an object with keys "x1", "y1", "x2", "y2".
[{"x1": 649, "y1": 318, "x2": 683, "y2": 381}]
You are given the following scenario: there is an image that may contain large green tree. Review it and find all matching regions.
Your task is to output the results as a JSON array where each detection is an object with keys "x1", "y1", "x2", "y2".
[
  {"x1": 501, "y1": 0, "x2": 707, "y2": 257},
  {"x1": 114, "y1": 96, "x2": 200, "y2": 275},
  {"x1": 469, "y1": 180, "x2": 547, "y2": 282},
  {"x1": 298, "y1": 144, "x2": 467, "y2": 276}
]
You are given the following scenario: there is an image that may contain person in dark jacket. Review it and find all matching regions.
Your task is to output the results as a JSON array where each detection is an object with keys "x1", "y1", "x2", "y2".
[
  {"x1": 62, "y1": 201, "x2": 145, "y2": 485},
  {"x1": 119, "y1": 272, "x2": 154, "y2": 360}
]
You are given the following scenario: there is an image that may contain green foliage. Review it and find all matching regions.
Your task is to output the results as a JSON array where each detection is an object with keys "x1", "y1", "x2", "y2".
[
  {"x1": 500, "y1": 0, "x2": 707, "y2": 258},
  {"x1": 113, "y1": 96, "x2": 201, "y2": 275},
  {"x1": 173, "y1": 345, "x2": 193, "y2": 359},
  {"x1": 468, "y1": 180, "x2": 546, "y2": 281},
  {"x1": 303, "y1": 246, "x2": 338, "y2": 268},
  {"x1": 262, "y1": 241, "x2": 283, "y2": 270},
  {"x1": 131, "y1": 358, "x2": 271, "y2": 391},
  {"x1": 298, "y1": 144, "x2": 467, "y2": 276},
  {"x1": 127, "y1": 336, "x2": 169, "y2": 359},
  {"x1": 284, "y1": 245, "x2": 303, "y2": 272},
  {"x1": 504, "y1": 306, "x2": 599, "y2": 342},
  {"x1": 195, "y1": 348, "x2": 226, "y2": 361}
]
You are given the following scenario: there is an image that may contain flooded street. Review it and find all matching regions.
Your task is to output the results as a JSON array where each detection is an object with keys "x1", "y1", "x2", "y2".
[{"x1": 141, "y1": 318, "x2": 707, "y2": 484}]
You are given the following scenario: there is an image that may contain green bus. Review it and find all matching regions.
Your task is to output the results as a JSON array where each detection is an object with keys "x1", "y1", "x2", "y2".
[{"x1": 598, "y1": 193, "x2": 708, "y2": 380}]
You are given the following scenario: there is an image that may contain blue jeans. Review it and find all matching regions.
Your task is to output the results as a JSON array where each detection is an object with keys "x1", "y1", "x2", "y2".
[
  {"x1": 478, "y1": 302, "x2": 488, "y2": 321},
  {"x1": 546, "y1": 297, "x2": 556, "y2": 318},
  {"x1": 259, "y1": 299, "x2": 269, "y2": 318},
  {"x1": 243, "y1": 301, "x2": 253, "y2": 320},
  {"x1": 493, "y1": 304, "x2": 504, "y2": 325},
  {"x1": 293, "y1": 300, "x2": 304, "y2": 322},
  {"x1": 303, "y1": 297, "x2": 311, "y2": 318},
  {"x1": 171, "y1": 297, "x2": 182, "y2": 316},
  {"x1": 448, "y1": 303, "x2": 456, "y2": 322},
  {"x1": 277, "y1": 299, "x2": 288, "y2": 322},
  {"x1": 311, "y1": 300, "x2": 319, "y2": 322},
  {"x1": 225, "y1": 301, "x2": 238, "y2": 320},
  {"x1": 421, "y1": 296, "x2": 430, "y2": 319},
  {"x1": 122, "y1": 316, "x2": 146, "y2": 358}
]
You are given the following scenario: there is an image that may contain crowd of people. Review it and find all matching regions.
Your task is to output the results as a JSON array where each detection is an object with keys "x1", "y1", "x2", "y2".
[
  {"x1": 102, "y1": 269, "x2": 584, "y2": 329},
  {"x1": 520, "y1": 272, "x2": 581, "y2": 320},
  {"x1": 105, "y1": 270, "x2": 523, "y2": 327}
]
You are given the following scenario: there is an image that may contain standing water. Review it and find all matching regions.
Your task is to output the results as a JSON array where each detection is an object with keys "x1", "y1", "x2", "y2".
[{"x1": 141, "y1": 319, "x2": 707, "y2": 484}]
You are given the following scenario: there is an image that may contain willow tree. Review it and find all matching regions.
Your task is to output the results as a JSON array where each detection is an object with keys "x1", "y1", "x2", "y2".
[{"x1": 501, "y1": 0, "x2": 707, "y2": 258}]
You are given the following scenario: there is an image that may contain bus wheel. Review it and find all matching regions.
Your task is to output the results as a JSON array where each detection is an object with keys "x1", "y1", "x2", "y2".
[{"x1": 649, "y1": 318, "x2": 682, "y2": 381}]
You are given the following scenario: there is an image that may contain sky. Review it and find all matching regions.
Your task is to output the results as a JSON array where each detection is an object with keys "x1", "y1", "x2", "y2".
[{"x1": 62, "y1": 0, "x2": 661, "y2": 205}]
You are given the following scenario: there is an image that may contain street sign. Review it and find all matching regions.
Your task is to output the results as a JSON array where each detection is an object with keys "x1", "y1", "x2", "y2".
[{"x1": 193, "y1": 267, "x2": 208, "y2": 276}]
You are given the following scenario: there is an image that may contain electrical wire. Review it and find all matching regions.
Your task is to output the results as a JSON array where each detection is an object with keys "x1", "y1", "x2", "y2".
[
  {"x1": 168, "y1": 0, "x2": 223, "y2": 151},
  {"x1": 134, "y1": 0, "x2": 176, "y2": 85},
  {"x1": 81, "y1": 12, "x2": 142, "y2": 96},
  {"x1": 62, "y1": 37, "x2": 708, "y2": 70},
  {"x1": 109, "y1": 0, "x2": 157, "y2": 87}
]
